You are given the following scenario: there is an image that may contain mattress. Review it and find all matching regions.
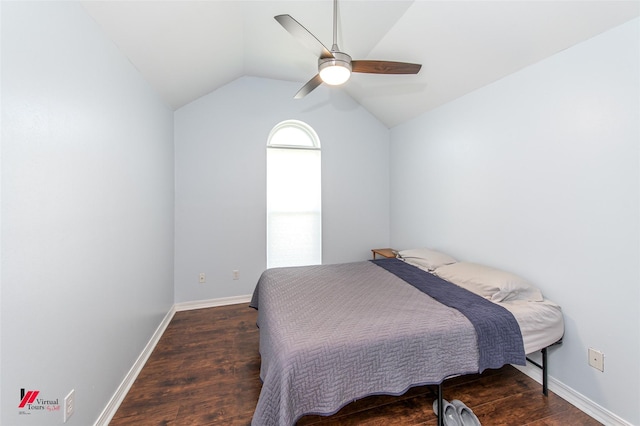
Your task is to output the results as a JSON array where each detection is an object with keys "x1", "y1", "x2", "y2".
[{"x1": 497, "y1": 298, "x2": 564, "y2": 355}]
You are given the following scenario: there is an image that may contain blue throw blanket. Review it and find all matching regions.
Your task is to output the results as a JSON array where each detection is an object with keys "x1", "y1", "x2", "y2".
[{"x1": 372, "y1": 258, "x2": 525, "y2": 371}]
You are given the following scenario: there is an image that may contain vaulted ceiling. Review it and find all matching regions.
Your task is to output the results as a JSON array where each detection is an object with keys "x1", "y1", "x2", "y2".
[{"x1": 81, "y1": 1, "x2": 639, "y2": 128}]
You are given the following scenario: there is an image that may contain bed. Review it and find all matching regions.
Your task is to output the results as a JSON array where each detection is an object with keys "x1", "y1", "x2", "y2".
[{"x1": 249, "y1": 249, "x2": 564, "y2": 426}]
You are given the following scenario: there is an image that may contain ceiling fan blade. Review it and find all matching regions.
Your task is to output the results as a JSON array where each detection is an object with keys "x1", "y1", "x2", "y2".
[
  {"x1": 351, "y1": 60, "x2": 422, "y2": 75},
  {"x1": 275, "y1": 14, "x2": 333, "y2": 59},
  {"x1": 294, "y1": 74, "x2": 324, "y2": 99}
]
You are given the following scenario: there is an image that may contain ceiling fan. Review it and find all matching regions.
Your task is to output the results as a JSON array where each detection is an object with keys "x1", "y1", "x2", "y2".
[{"x1": 275, "y1": 0, "x2": 422, "y2": 99}]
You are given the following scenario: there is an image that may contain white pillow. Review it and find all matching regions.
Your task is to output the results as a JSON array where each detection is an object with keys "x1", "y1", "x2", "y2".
[
  {"x1": 434, "y1": 262, "x2": 544, "y2": 302},
  {"x1": 397, "y1": 248, "x2": 457, "y2": 271}
]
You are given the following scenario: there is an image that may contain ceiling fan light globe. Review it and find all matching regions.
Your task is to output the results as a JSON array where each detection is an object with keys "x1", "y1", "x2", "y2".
[
  {"x1": 318, "y1": 52, "x2": 352, "y2": 85},
  {"x1": 320, "y1": 64, "x2": 351, "y2": 85}
]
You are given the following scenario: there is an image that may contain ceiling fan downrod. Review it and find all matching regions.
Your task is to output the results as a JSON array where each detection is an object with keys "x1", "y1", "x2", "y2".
[{"x1": 319, "y1": 0, "x2": 352, "y2": 85}]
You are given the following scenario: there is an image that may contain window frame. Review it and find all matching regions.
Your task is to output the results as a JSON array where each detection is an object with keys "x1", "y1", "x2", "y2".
[{"x1": 267, "y1": 119, "x2": 321, "y2": 151}]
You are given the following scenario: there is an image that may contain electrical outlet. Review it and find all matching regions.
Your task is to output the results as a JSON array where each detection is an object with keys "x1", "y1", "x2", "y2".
[
  {"x1": 199, "y1": 273, "x2": 206, "y2": 283},
  {"x1": 63, "y1": 389, "x2": 75, "y2": 422},
  {"x1": 233, "y1": 270, "x2": 239, "y2": 280},
  {"x1": 588, "y1": 348, "x2": 604, "y2": 372}
]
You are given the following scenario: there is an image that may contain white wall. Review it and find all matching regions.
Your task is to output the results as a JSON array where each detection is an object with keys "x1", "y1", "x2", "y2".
[
  {"x1": 174, "y1": 76, "x2": 390, "y2": 303},
  {"x1": 390, "y1": 18, "x2": 639, "y2": 425},
  {"x1": 1, "y1": 3, "x2": 175, "y2": 425}
]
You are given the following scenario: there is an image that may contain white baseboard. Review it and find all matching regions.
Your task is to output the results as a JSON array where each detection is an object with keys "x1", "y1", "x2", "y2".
[
  {"x1": 174, "y1": 294, "x2": 252, "y2": 311},
  {"x1": 514, "y1": 362, "x2": 632, "y2": 426},
  {"x1": 94, "y1": 295, "x2": 252, "y2": 425}
]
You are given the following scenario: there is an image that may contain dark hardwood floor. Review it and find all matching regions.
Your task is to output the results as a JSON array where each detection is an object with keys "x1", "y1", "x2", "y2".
[{"x1": 111, "y1": 304, "x2": 600, "y2": 426}]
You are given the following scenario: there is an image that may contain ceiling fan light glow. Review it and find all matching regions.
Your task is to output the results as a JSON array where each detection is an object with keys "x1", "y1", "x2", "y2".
[
  {"x1": 319, "y1": 63, "x2": 351, "y2": 85},
  {"x1": 318, "y1": 53, "x2": 352, "y2": 85}
]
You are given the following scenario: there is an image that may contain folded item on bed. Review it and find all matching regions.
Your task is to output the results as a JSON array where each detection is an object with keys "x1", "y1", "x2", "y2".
[{"x1": 372, "y1": 258, "x2": 525, "y2": 371}]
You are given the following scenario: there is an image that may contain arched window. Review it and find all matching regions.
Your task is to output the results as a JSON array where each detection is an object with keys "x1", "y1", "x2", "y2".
[{"x1": 267, "y1": 120, "x2": 321, "y2": 268}]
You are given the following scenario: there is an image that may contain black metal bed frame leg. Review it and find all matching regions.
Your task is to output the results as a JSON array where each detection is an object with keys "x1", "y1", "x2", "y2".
[
  {"x1": 526, "y1": 346, "x2": 551, "y2": 396},
  {"x1": 542, "y1": 347, "x2": 548, "y2": 396},
  {"x1": 437, "y1": 383, "x2": 444, "y2": 426}
]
